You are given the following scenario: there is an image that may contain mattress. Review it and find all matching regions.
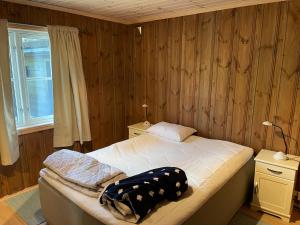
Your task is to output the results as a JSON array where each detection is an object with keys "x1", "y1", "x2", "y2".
[{"x1": 41, "y1": 134, "x2": 253, "y2": 225}]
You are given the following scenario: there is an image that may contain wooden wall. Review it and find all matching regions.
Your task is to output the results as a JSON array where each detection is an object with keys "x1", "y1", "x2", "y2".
[
  {"x1": 0, "y1": 1, "x2": 131, "y2": 197},
  {"x1": 1, "y1": 0, "x2": 300, "y2": 198},
  {"x1": 129, "y1": 0, "x2": 300, "y2": 156}
]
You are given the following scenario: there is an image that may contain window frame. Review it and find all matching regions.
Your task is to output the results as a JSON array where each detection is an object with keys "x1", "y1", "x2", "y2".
[{"x1": 8, "y1": 24, "x2": 54, "y2": 133}]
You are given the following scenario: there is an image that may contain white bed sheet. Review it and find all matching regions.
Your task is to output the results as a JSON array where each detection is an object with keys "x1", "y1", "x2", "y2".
[{"x1": 42, "y1": 134, "x2": 253, "y2": 225}]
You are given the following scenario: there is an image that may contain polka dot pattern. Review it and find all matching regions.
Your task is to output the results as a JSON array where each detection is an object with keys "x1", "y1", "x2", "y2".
[{"x1": 100, "y1": 167, "x2": 188, "y2": 223}]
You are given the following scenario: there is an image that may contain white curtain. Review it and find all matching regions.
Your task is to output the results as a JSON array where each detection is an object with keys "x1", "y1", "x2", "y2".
[
  {"x1": 0, "y1": 19, "x2": 19, "y2": 165},
  {"x1": 48, "y1": 26, "x2": 91, "y2": 148}
]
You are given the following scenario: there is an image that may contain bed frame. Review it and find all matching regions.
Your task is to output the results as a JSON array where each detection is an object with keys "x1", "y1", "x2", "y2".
[{"x1": 39, "y1": 158, "x2": 254, "y2": 225}]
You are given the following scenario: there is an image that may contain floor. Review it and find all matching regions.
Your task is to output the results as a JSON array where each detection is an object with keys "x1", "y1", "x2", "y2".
[
  {"x1": 240, "y1": 206, "x2": 300, "y2": 225},
  {"x1": 0, "y1": 186, "x2": 46, "y2": 225},
  {"x1": 0, "y1": 187, "x2": 300, "y2": 225}
]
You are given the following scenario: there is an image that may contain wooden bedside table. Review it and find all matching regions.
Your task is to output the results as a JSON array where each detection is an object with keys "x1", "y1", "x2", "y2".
[
  {"x1": 251, "y1": 149, "x2": 299, "y2": 222},
  {"x1": 128, "y1": 122, "x2": 150, "y2": 139}
]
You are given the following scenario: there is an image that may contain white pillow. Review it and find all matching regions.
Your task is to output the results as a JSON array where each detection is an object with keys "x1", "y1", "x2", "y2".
[{"x1": 147, "y1": 122, "x2": 197, "y2": 142}]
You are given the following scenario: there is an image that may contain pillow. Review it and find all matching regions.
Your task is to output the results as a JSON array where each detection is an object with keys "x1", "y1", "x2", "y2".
[{"x1": 147, "y1": 122, "x2": 197, "y2": 142}]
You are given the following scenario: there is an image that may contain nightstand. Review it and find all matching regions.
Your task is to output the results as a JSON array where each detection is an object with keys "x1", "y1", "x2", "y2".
[
  {"x1": 251, "y1": 149, "x2": 299, "y2": 222},
  {"x1": 128, "y1": 122, "x2": 150, "y2": 139}
]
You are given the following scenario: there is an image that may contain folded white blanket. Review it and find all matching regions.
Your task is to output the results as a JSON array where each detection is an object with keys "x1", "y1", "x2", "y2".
[
  {"x1": 40, "y1": 168, "x2": 126, "y2": 198},
  {"x1": 43, "y1": 149, "x2": 125, "y2": 190}
]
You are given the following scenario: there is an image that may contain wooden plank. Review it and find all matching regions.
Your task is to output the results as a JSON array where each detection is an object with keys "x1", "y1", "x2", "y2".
[
  {"x1": 112, "y1": 23, "x2": 126, "y2": 142},
  {"x1": 131, "y1": 0, "x2": 287, "y2": 24},
  {"x1": 143, "y1": 22, "x2": 156, "y2": 123},
  {"x1": 41, "y1": 129, "x2": 54, "y2": 160},
  {"x1": 272, "y1": 0, "x2": 300, "y2": 154},
  {"x1": 25, "y1": 4, "x2": 51, "y2": 26},
  {"x1": 132, "y1": 25, "x2": 145, "y2": 123},
  {"x1": 265, "y1": 2, "x2": 288, "y2": 150},
  {"x1": 0, "y1": 1, "x2": 8, "y2": 19},
  {"x1": 249, "y1": 3, "x2": 281, "y2": 150},
  {"x1": 195, "y1": 12, "x2": 216, "y2": 137},
  {"x1": 3, "y1": 136, "x2": 24, "y2": 194},
  {"x1": 230, "y1": 6, "x2": 257, "y2": 144},
  {"x1": 0, "y1": 170, "x2": 5, "y2": 197},
  {"x1": 224, "y1": 8, "x2": 238, "y2": 142},
  {"x1": 6, "y1": 1, "x2": 28, "y2": 24},
  {"x1": 165, "y1": 17, "x2": 182, "y2": 124},
  {"x1": 244, "y1": 5, "x2": 263, "y2": 148},
  {"x1": 49, "y1": 9, "x2": 66, "y2": 26},
  {"x1": 20, "y1": 132, "x2": 44, "y2": 188},
  {"x1": 0, "y1": 200, "x2": 27, "y2": 225},
  {"x1": 290, "y1": 79, "x2": 300, "y2": 155},
  {"x1": 83, "y1": 19, "x2": 102, "y2": 149},
  {"x1": 208, "y1": 10, "x2": 221, "y2": 138},
  {"x1": 97, "y1": 21, "x2": 115, "y2": 147},
  {"x1": 0, "y1": 165, "x2": 9, "y2": 197},
  {"x1": 179, "y1": 15, "x2": 198, "y2": 127},
  {"x1": 2, "y1": 0, "x2": 288, "y2": 25},
  {"x1": 210, "y1": 9, "x2": 235, "y2": 140},
  {"x1": 124, "y1": 26, "x2": 134, "y2": 127},
  {"x1": 155, "y1": 19, "x2": 168, "y2": 122}
]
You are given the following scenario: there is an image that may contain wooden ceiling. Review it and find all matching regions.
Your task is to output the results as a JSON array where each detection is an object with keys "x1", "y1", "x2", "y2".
[{"x1": 5, "y1": 0, "x2": 286, "y2": 24}]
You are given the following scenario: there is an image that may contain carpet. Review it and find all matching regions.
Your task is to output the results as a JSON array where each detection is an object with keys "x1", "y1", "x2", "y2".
[
  {"x1": 4, "y1": 187, "x2": 45, "y2": 225},
  {"x1": 230, "y1": 211, "x2": 270, "y2": 225}
]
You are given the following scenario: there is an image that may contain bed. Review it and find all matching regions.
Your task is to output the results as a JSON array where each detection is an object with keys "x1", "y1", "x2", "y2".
[{"x1": 39, "y1": 133, "x2": 254, "y2": 225}]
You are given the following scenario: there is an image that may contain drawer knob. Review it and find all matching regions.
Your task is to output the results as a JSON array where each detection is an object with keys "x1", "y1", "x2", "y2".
[
  {"x1": 254, "y1": 182, "x2": 259, "y2": 194},
  {"x1": 133, "y1": 132, "x2": 140, "y2": 135},
  {"x1": 267, "y1": 168, "x2": 282, "y2": 175}
]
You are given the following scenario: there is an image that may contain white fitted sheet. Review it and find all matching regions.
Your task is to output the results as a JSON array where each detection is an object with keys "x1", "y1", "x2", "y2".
[{"x1": 42, "y1": 134, "x2": 253, "y2": 225}]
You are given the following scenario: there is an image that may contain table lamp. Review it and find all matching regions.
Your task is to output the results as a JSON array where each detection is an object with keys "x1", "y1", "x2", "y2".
[
  {"x1": 262, "y1": 121, "x2": 288, "y2": 160},
  {"x1": 142, "y1": 104, "x2": 150, "y2": 127}
]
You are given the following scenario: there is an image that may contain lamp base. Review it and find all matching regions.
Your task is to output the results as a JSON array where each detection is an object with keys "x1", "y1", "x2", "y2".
[
  {"x1": 273, "y1": 151, "x2": 288, "y2": 161},
  {"x1": 143, "y1": 121, "x2": 151, "y2": 127}
]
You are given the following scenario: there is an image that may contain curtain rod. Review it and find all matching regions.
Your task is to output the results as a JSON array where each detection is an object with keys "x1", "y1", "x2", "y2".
[{"x1": 8, "y1": 22, "x2": 48, "y2": 32}]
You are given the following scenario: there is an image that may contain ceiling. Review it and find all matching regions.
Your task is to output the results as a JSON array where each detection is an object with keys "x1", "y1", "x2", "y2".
[{"x1": 6, "y1": 0, "x2": 286, "y2": 24}]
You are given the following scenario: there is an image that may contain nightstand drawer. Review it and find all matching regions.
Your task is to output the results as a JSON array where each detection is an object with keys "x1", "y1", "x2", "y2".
[
  {"x1": 256, "y1": 162, "x2": 296, "y2": 180},
  {"x1": 128, "y1": 122, "x2": 150, "y2": 139},
  {"x1": 129, "y1": 129, "x2": 145, "y2": 137}
]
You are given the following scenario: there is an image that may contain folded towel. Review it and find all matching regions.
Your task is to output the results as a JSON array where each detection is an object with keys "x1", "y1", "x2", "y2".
[
  {"x1": 40, "y1": 168, "x2": 127, "y2": 198},
  {"x1": 43, "y1": 149, "x2": 124, "y2": 190},
  {"x1": 100, "y1": 167, "x2": 188, "y2": 223}
]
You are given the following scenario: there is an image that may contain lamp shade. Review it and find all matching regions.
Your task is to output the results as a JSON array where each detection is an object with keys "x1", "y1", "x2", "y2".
[{"x1": 262, "y1": 121, "x2": 273, "y2": 126}]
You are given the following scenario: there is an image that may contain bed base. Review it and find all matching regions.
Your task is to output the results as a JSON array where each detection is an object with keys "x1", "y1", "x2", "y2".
[{"x1": 39, "y1": 158, "x2": 254, "y2": 225}]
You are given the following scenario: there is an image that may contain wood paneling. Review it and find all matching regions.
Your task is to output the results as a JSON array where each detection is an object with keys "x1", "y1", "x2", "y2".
[
  {"x1": 0, "y1": 1, "x2": 130, "y2": 197},
  {"x1": 1, "y1": 0, "x2": 300, "y2": 198},
  {"x1": 165, "y1": 17, "x2": 183, "y2": 124},
  {"x1": 3, "y1": 0, "x2": 287, "y2": 24},
  {"x1": 130, "y1": 0, "x2": 300, "y2": 157}
]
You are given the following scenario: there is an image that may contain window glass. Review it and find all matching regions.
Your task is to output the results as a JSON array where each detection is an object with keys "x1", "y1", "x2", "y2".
[
  {"x1": 21, "y1": 34, "x2": 53, "y2": 119},
  {"x1": 22, "y1": 36, "x2": 51, "y2": 78},
  {"x1": 27, "y1": 79, "x2": 53, "y2": 118},
  {"x1": 8, "y1": 28, "x2": 53, "y2": 128}
]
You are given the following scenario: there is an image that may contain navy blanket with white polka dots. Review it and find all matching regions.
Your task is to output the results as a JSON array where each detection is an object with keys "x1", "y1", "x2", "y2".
[{"x1": 99, "y1": 167, "x2": 188, "y2": 223}]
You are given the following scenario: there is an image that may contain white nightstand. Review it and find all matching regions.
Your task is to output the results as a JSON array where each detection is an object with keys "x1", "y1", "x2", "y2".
[
  {"x1": 251, "y1": 149, "x2": 299, "y2": 222},
  {"x1": 128, "y1": 122, "x2": 150, "y2": 139}
]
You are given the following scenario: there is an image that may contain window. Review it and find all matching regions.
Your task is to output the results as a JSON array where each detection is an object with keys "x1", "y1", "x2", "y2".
[{"x1": 8, "y1": 28, "x2": 53, "y2": 128}]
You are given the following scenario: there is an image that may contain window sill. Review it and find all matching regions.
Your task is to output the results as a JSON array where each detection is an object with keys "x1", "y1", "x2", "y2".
[{"x1": 17, "y1": 123, "x2": 54, "y2": 136}]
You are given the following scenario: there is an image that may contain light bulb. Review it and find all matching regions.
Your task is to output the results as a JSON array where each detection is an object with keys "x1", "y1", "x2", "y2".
[{"x1": 262, "y1": 121, "x2": 272, "y2": 126}]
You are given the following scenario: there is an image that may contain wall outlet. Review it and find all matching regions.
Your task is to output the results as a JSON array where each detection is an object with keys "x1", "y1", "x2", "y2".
[
  {"x1": 294, "y1": 190, "x2": 298, "y2": 199},
  {"x1": 293, "y1": 191, "x2": 300, "y2": 202},
  {"x1": 292, "y1": 190, "x2": 300, "y2": 200}
]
